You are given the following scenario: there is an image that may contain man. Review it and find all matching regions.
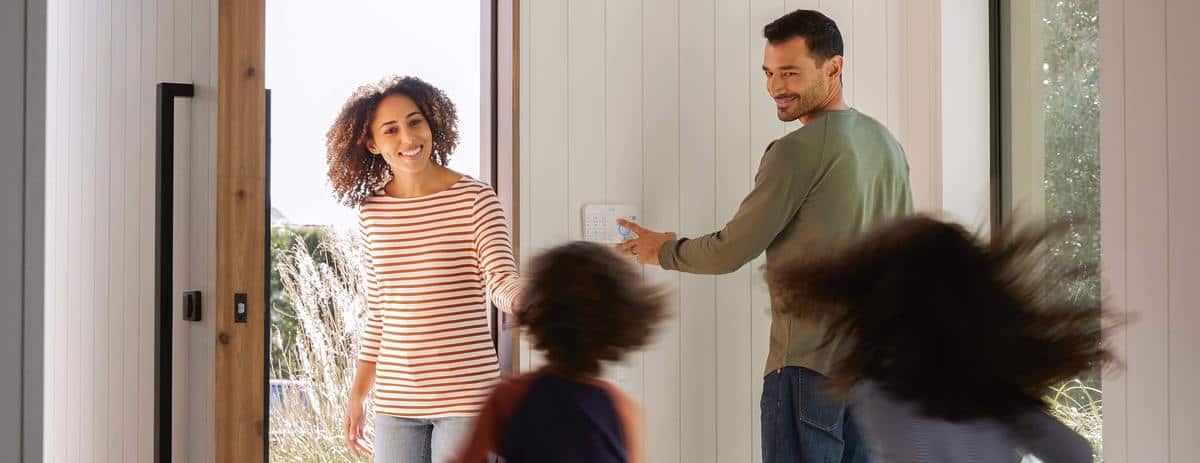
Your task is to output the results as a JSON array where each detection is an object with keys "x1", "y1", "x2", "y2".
[{"x1": 617, "y1": 9, "x2": 913, "y2": 463}]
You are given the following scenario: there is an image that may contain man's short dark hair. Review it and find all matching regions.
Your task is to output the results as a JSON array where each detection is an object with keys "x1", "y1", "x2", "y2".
[{"x1": 763, "y1": 9, "x2": 844, "y2": 63}]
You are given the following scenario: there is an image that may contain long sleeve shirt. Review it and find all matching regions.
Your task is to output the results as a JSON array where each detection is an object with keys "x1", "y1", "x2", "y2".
[
  {"x1": 657, "y1": 109, "x2": 914, "y2": 376},
  {"x1": 357, "y1": 176, "x2": 521, "y2": 418}
]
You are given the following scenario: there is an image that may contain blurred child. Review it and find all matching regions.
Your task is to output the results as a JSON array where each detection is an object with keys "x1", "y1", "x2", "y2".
[
  {"x1": 453, "y1": 241, "x2": 668, "y2": 463},
  {"x1": 766, "y1": 215, "x2": 1115, "y2": 463}
]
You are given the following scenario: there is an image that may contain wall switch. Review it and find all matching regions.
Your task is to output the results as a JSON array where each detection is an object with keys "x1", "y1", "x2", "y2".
[
  {"x1": 183, "y1": 290, "x2": 202, "y2": 321},
  {"x1": 234, "y1": 293, "x2": 248, "y2": 323}
]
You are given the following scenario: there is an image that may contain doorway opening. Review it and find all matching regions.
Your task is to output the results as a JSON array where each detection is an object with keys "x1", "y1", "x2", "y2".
[{"x1": 264, "y1": 1, "x2": 502, "y2": 460}]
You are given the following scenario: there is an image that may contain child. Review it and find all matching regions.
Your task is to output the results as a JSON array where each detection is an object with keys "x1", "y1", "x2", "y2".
[
  {"x1": 454, "y1": 241, "x2": 668, "y2": 463},
  {"x1": 766, "y1": 215, "x2": 1114, "y2": 463}
]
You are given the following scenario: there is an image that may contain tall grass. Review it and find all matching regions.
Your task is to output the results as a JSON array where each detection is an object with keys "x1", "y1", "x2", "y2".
[
  {"x1": 270, "y1": 229, "x2": 375, "y2": 462},
  {"x1": 1046, "y1": 378, "x2": 1104, "y2": 462}
]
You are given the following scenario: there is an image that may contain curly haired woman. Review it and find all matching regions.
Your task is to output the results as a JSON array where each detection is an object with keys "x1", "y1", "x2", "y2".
[
  {"x1": 767, "y1": 215, "x2": 1116, "y2": 463},
  {"x1": 330, "y1": 76, "x2": 521, "y2": 463}
]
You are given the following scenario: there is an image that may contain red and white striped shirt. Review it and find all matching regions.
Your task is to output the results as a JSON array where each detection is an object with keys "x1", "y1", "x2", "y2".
[{"x1": 357, "y1": 176, "x2": 520, "y2": 418}]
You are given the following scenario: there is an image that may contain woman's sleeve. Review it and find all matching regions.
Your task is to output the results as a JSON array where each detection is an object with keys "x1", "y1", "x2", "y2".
[
  {"x1": 472, "y1": 186, "x2": 522, "y2": 313},
  {"x1": 357, "y1": 208, "x2": 384, "y2": 363}
]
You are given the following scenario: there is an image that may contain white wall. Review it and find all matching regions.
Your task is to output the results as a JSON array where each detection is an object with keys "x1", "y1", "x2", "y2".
[
  {"x1": 938, "y1": 0, "x2": 991, "y2": 230},
  {"x1": 1100, "y1": 0, "x2": 1200, "y2": 461},
  {"x1": 518, "y1": 1, "x2": 912, "y2": 461},
  {"x1": 43, "y1": 0, "x2": 217, "y2": 461}
]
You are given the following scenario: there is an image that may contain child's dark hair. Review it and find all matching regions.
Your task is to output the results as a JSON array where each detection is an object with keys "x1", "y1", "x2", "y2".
[
  {"x1": 517, "y1": 241, "x2": 669, "y2": 377},
  {"x1": 325, "y1": 75, "x2": 459, "y2": 207},
  {"x1": 766, "y1": 215, "x2": 1117, "y2": 422}
]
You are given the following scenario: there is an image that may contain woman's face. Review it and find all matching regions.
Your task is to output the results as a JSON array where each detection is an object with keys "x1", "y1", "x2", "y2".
[{"x1": 366, "y1": 93, "x2": 435, "y2": 176}]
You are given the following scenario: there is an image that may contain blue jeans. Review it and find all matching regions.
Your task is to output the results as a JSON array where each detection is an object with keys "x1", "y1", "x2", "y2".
[
  {"x1": 373, "y1": 415, "x2": 475, "y2": 463},
  {"x1": 761, "y1": 367, "x2": 867, "y2": 463}
]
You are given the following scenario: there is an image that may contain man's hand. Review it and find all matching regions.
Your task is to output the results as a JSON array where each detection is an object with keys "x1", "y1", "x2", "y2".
[{"x1": 615, "y1": 219, "x2": 676, "y2": 266}]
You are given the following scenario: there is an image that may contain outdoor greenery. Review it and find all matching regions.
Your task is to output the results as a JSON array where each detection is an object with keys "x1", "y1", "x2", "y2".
[
  {"x1": 269, "y1": 229, "x2": 374, "y2": 462},
  {"x1": 270, "y1": 224, "x2": 335, "y2": 378},
  {"x1": 1035, "y1": 0, "x2": 1103, "y2": 460}
]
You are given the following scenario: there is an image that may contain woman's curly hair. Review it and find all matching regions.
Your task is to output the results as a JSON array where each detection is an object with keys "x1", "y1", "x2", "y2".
[
  {"x1": 325, "y1": 75, "x2": 459, "y2": 207},
  {"x1": 516, "y1": 241, "x2": 670, "y2": 377},
  {"x1": 766, "y1": 214, "x2": 1117, "y2": 422}
]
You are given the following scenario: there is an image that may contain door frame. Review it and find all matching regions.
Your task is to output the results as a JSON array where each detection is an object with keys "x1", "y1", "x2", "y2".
[{"x1": 214, "y1": 1, "x2": 521, "y2": 461}]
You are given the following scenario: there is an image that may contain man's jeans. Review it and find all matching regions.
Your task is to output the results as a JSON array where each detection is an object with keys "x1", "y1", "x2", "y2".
[{"x1": 761, "y1": 366, "x2": 868, "y2": 463}]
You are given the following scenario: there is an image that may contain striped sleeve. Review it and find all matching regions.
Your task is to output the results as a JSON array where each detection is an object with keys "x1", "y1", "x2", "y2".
[
  {"x1": 472, "y1": 186, "x2": 521, "y2": 313},
  {"x1": 357, "y1": 208, "x2": 384, "y2": 363}
]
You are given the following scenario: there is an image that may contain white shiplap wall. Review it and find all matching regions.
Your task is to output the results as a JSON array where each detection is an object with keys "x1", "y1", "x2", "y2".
[
  {"x1": 1100, "y1": 0, "x2": 1200, "y2": 461},
  {"x1": 44, "y1": 0, "x2": 217, "y2": 461},
  {"x1": 518, "y1": 1, "x2": 918, "y2": 461}
]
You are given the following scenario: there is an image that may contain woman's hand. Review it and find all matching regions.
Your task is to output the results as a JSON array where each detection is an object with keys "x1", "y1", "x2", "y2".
[{"x1": 343, "y1": 395, "x2": 369, "y2": 458}]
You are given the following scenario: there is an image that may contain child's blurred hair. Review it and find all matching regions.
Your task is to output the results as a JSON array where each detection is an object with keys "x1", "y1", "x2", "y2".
[
  {"x1": 516, "y1": 241, "x2": 670, "y2": 377},
  {"x1": 766, "y1": 214, "x2": 1119, "y2": 421}
]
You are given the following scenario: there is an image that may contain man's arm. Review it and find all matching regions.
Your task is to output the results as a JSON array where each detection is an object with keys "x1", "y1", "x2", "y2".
[{"x1": 618, "y1": 138, "x2": 818, "y2": 274}]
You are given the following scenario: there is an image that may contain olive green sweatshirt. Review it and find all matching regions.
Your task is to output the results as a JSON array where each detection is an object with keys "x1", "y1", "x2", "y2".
[{"x1": 658, "y1": 108, "x2": 913, "y2": 377}]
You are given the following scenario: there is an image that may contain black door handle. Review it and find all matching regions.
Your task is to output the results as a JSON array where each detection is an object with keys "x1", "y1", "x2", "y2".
[{"x1": 155, "y1": 82, "x2": 194, "y2": 463}]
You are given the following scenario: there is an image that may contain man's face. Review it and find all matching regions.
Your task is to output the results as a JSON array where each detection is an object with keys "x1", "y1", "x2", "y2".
[{"x1": 762, "y1": 36, "x2": 841, "y2": 122}]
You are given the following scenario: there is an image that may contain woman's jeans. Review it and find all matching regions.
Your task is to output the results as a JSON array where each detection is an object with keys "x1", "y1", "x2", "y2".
[
  {"x1": 374, "y1": 415, "x2": 475, "y2": 463},
  {"x1": 761, "y1": 366, "x2": 868, "y2": 463}
]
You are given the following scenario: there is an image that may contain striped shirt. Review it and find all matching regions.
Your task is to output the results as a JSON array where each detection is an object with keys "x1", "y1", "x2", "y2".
[{"x1": 357, "y1": 176, "x2": 521, "y2": 418}]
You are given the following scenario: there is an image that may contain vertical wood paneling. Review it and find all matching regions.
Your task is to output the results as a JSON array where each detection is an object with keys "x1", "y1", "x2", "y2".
[
  {"x1": 215, "y1": 0, "x2": 266, "y2": 458},
  {"x1": 80, "y1": 0, "x2": 97, "y2": 457},
  {"x1": 66, "y1": 0, "x2": 81, "y2": 459},
  {"x1": 853, "y1": 0, "x2": 887, "y2": 119},
  {"x1": 885, "y1": 0, "x2": 901, "y2": 132},
  {"x1": 518, "y1": 0, "x2": 533, "y2": 372},
  {"x1": 1102, "y1": 1, "x2": 1200, "y2": 461},
  {"x1": 1122, "y1": 1, "x2": 1170, "y2": 460},
  {"x1": 713, "y1": 0, "x2": 754, "y2": 459},
  {"x1": 567, "y1": 0, "x2": 606, "y2": 244},
  {"x1": 679, "y1": 0, "x2": 718, "y2": 460},
  {"x1": 604, "y1": 0, "x2": 646, "y2": 404},
  {"x1": 187, "y1": 0, "x2": 216, "y2": 458},
  {"x1": 107, "y1": 0, "x2": 127, "y2": 459},
  {"x1": 45, "y1": 0, "x2": 216, "y2": 459},
  {"x1": 819, "y1": 0, "x2": 854, "y2": 104},
  {"x1": 521, "y1": 1, "x2": 905, "y2": 460},
  {"x1": 94, "y1": 0, "x2": 112, "y2": 458},
  {"x1": 1098, "y1": 1, "x2": 1128, "y2": 460},
  {"x1": 123, "y1": 0, "x2": 142, "y2": 458},
  {"x1": 67, "y1": 0, "x2": 79, "y2": 453},
  {"x1": 140, "y1": 0, "x2": 158, "y2": 458},
  {"x1": 899, "y1": 0, "x2": 939, "y2": 212},
  {"x1": 46, "y1": 0, "x2": 64, "y2": 459},
  {"x1": 524, "y1": 0, "x2": 570, "y2": 373},
  {"x1": 169, "y1": 0, "x2": 194, "y2": 457},
  {"x1": 1166, "y1": 0, "x2": 1200, "y2": 459},
  {"x1": 642, "y1": 0, "x2": 682, "y2": 460},
  {"x1": 747, "y1": 1, "x2": 787, "y2": 459}
]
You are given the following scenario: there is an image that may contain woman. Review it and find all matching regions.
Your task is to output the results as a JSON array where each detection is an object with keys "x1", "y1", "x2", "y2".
[
  {"x1": 767, "y1": 215, "x2": 1114, "y2": 463},
  {"x1": 328, "y1": 75, "x2": 521, "y2": 463}
]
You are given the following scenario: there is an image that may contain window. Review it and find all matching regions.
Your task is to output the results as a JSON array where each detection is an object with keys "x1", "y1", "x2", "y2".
[{"x1": 997, "y1": 0, "x2": 1102, "y2": 460}]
